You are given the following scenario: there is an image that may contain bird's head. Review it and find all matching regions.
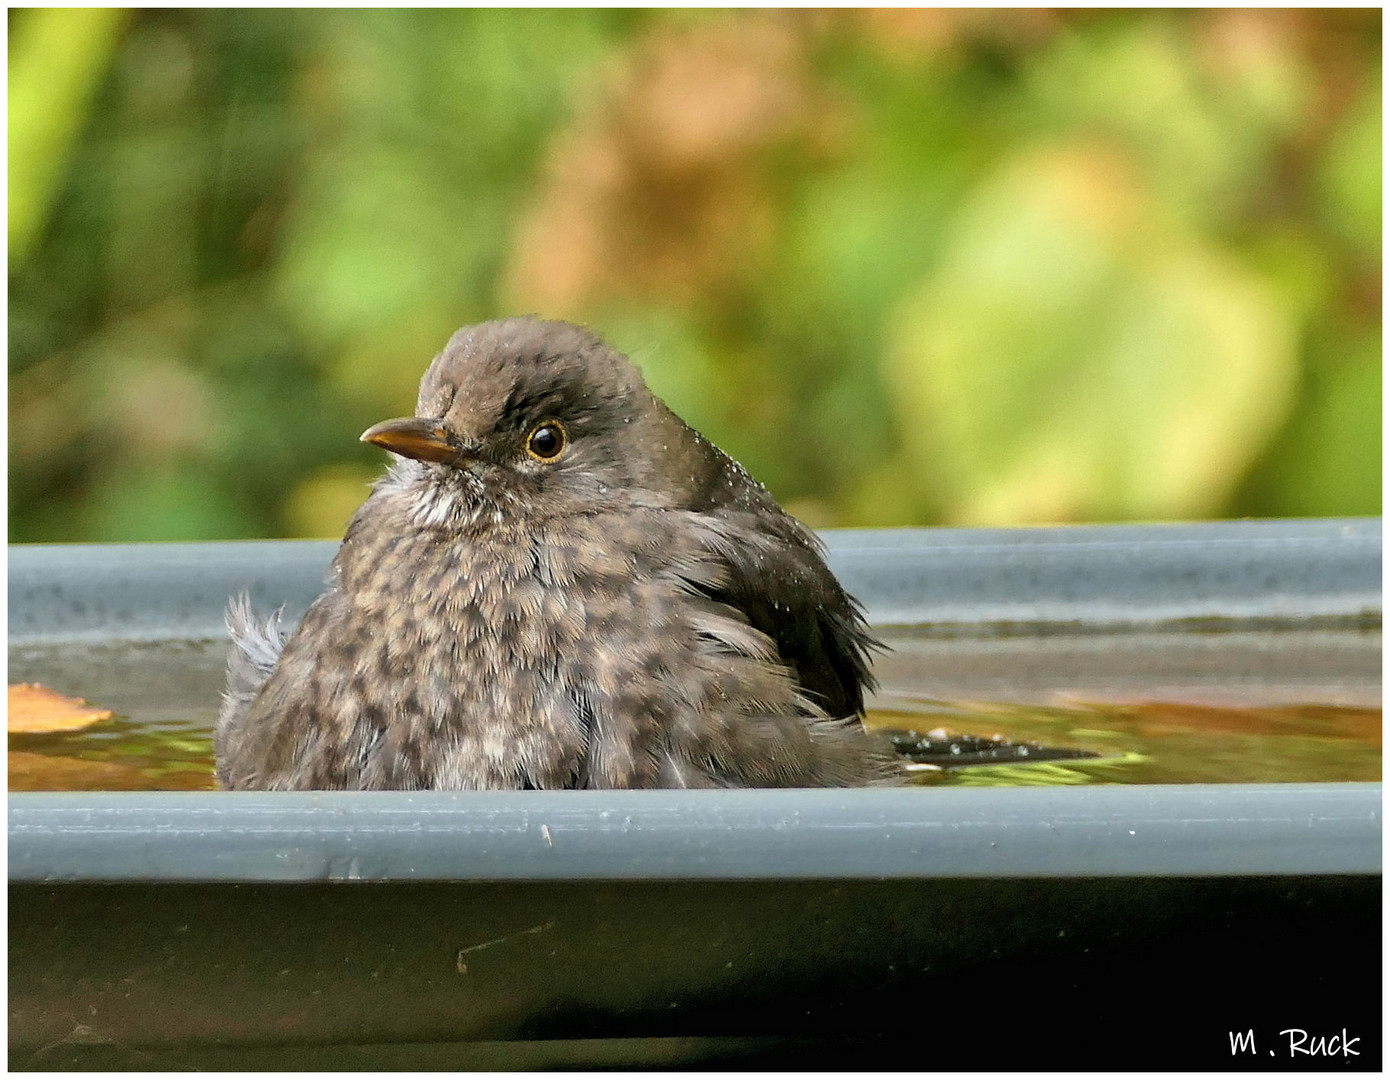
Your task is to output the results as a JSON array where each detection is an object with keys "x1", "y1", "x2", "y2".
[{"x1": 361, "y1": 317, "x2": 704, "y2": 529}]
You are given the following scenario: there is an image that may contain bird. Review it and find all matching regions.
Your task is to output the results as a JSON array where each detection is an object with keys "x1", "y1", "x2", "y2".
[{"x1": 214, "y1": 316, "x2": 889, "y2": 790}]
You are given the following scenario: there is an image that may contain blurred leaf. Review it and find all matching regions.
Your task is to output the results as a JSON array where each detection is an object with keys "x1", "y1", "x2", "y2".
[
  {"x1": 1315, "y1": 76, "x2": 1382, "y2": 261},
  {"x1": 601, "y1": 310, "x2": 726, "y2": 436},
  {"x1": 8, "y1": 7, "x2": 129, "y2": 264},
  {"x1": 6, "y1": 10, "x2": 1381, "y2": 541},
  {"x1": 8, "y1": 683, "x2": 113, "y2": 733},
  {"x1": 282, "y1": 463, "x2": 381, "y2": 539},
  {"x1": 1029, "y1": 18, "x2": 1233, "y2": 220},
  {"x1": 886, "y1": 143, "x2": 1299, "y2": 524},
  {"x1": 1234, "y1": 330, "x2": 1382, "y2": 518},
  {"x1": 81, "y1": 461, "x2": 256, "y2": 541},
  {"x1": 1026, "y1": 13, "x2": 1311, "y2": 228}
]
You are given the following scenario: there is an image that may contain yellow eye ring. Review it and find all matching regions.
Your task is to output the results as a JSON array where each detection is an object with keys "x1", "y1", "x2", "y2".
[{"x1": 525, "y1": 420, "x2": 568, "y2": 462}]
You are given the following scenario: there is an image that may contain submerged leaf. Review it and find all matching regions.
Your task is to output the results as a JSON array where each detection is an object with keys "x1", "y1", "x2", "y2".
[
  {"x1": 8, "y1": 683, "x2": 114, "y2": 734},
  {"x1": 8, "y1": 750, "x2": 149, "y2": 791}
]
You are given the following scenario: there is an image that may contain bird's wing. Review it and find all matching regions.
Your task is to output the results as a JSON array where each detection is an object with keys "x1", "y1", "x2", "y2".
[{"x1": 686, "y1": 508, "x2": 880, "y2": 720}]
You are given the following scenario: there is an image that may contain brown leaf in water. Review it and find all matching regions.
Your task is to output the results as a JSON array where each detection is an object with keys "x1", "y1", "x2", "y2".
[
  {"x1": 8, "y1": 751, "x2": 149, "y2": 791},
  {"x1": 1109, "y1": 702, "x2": 1383, "y2": 744},
  {"x1": 8, "y1": 683, "x2": 114, "y2": 733}
]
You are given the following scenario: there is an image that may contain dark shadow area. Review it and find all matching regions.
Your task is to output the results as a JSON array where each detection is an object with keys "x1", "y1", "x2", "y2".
[{"x1": 10, "y1": 875, "x2": 1380, "y2": 1070}]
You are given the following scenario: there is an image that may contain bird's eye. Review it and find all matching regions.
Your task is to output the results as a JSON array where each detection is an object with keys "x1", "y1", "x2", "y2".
[{"x1": 525, "y1": 420, "x2": 568, "y2": 462}]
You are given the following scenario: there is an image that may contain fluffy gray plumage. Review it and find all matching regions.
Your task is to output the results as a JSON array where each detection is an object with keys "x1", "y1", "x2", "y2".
[{"x1": 216, "y1": 317, "x2": 886, "y2": 790}]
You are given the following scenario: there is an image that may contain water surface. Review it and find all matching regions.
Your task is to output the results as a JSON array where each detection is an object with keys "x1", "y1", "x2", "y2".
[{"x1": 8, "y1": 625, "x2": 1381, "y2": 791}]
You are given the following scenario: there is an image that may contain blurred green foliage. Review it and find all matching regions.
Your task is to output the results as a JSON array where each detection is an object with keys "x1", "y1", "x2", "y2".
[{"x1": 8, "y1": 9, "x2": 1380, "y2": 542}]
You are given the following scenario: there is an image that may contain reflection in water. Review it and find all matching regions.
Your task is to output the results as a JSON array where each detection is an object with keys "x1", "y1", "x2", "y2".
[{"x1": 865, "y1": 700, "x2": 1379, "y2": 787}]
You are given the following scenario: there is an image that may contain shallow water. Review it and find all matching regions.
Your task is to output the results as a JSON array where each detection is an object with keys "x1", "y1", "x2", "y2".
[{"x1": 8, "y1": 626, "x2": 1381, "y2": 791}]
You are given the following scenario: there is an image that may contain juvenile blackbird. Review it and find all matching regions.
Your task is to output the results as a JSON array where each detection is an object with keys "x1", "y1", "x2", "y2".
[{"x1": 215, "y1": 316, "x2": 886, "y2": 790}]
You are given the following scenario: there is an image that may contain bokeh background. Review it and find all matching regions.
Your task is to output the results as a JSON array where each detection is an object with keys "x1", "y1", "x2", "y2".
[{"x1": 9, "y1": 8, "x2": 1381, "y2": 543}]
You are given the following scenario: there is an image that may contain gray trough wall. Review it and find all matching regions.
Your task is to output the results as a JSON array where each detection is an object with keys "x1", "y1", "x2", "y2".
[
  {"x1": 8, "y1": 518, "x2": 1382, "y2": 884},
  {"x1": 9, "y1": 517, "x2": 1382, "y2": 643}
]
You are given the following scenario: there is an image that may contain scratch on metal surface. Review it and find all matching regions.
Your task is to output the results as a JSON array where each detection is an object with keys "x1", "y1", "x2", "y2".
[
  {"x1": 31, "y1": 1021, "x2": 147, "y2": 1067},
  {"x1": 455, "y1": 918, "x2": 556, "y2": 973}
]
